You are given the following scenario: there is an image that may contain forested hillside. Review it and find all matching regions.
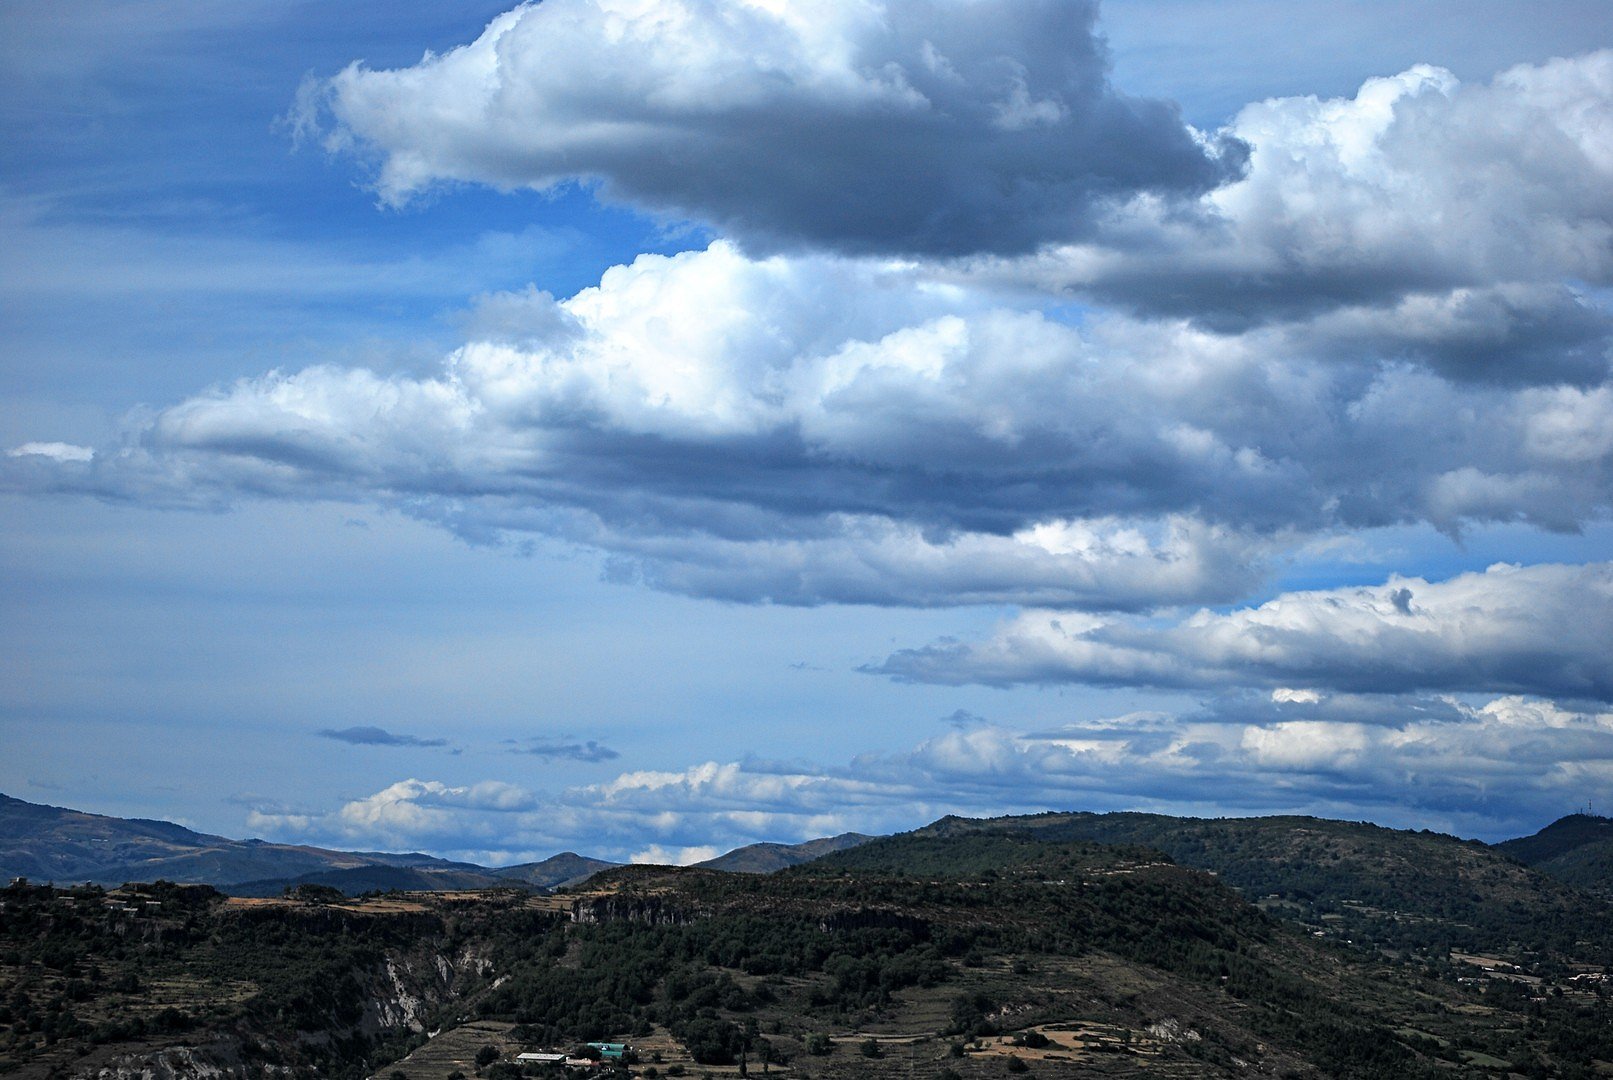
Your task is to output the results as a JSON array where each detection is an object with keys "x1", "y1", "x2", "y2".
[{"x1": 4, "y1": 824, "x2": 1612, "y2": 1080}]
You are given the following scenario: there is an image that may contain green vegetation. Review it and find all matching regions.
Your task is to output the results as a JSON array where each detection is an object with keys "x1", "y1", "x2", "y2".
[
  {"x1": 1497, "y1": 813, "x2": 1613, "y2": 897},
  {"x1": 905, "y1": 812, "x2": 1613, "y2": 960},
  {"x1": 3, "y1": 815, "x2": 1611, "y2": 1080}
]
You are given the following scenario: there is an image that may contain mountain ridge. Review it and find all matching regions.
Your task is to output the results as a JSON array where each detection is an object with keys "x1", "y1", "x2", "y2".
[
  {"x1": 1494, "y1": 811, "x2": 1613, "y2": 895},
  {"x1": 694, "y1": 831, "x2": 873, "y2": 872},
  {"x1": 0, "y1": 793, "x2": 868, "y2": 894},
  {"x1": 5, "y1": 791, "x2": 1607, "y2": 907}
]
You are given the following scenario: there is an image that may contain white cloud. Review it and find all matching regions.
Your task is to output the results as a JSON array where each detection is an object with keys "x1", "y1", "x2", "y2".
[
  {"x1": 247, "y1": 691, "x2": 1613, "y2": 858},
  {"x1": 8, "y1": 41, "x2": 1613, "y2": 620},
  {"x1": 8, "y1": 442, "x2": 93, "y2": 463},
  {"x1": 307, "y1": 0, "x2": 1240, "y2": 256},
  {"x1": 1013, "y1": 51, "x2": 1613, "y2": 325},
  {"x1": 877, "y1": 561, "x2": 1613, "y2": 699},
  {"x1": 8, "y1": 236, "x2": 1611, "y2": 609},
  {"x1": 630, "y1": 844, "x2": 719, "y2": 867}
]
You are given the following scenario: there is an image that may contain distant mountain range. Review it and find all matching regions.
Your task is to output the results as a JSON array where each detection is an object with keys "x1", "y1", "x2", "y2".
[
  {"x1": 4, "y1": 791, "x2": 1609, "y2": 907},
  {"x1": 0, "y1": 793, "x2": 865, "y2": 894},
  {"x1": 694, "y1": 831, "x2": 873, "y2": 873}
]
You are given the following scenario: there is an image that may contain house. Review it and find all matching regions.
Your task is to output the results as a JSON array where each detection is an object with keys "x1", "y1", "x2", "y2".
[{"x1": 585, "y1": 1043, "x2": 627, "y2": 1061}]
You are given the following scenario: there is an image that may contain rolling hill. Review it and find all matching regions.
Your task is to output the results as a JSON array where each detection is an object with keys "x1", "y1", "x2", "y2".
[
  {"x1": 1495, "y1": 812, "x2": 1613, "y2": 895},
  {"x1": 9, "y1": 823, "x2": 1613, "y2": 1080},
  {"x1": 694, "y1": 831, "x2": 872, "y2": 872},
  {"x1": 0, "y1": 793, "x2": 472, "y2": 889},
  {"x1": 898, "y1": 810, "x2": 1613, "y2": 959},
  {"x1": 488, "y1": 852, "x2": 620, "y2": 889}
]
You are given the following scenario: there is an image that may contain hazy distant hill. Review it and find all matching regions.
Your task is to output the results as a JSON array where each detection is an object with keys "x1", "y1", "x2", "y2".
[
  {"x1": 0, "y1": 793, "x2": 482, "y2": 889},
  {"x1": 9, "y1": 787, "x2": 1609, "y2": 942},
  {"x1": 490, "y1": 852, "x2": 619, "y2": 889},
  {"x1": 1496, "y1": 813, "x2": 1613, "y2": 894},
  {"x1": 695, "y1": 831, "x2": 872, "y2": 873}
]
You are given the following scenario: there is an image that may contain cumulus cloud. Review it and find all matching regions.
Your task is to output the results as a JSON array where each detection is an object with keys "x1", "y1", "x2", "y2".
[
  {"x1": 8, "y1": 237, "x2": 1612, "y2": 608},
  {"x1": 630, "y1": 844, "x2": 719, "y2": 867},
  {"x1": 318, "y1": 725, "x2": 449, "y2": 747},
  {"x1": 10, "y1": 43, "x2": 1613, "y2": 619},
  {"x1": 248, "y1": 692, "x2": 1613, "y2": 859},
  {"x1": 1010, "y1": 51, "x2": 1613, "y2": 328},
  {"x1": 249, "y1": 778, "x2": 542, "y2": 851},
  {"x1": 306, "y1": 0, "x2": 1241, "y2": 256},
  {"x1": 876, "y1": 561, "x2": 1613, "y2": 700}
]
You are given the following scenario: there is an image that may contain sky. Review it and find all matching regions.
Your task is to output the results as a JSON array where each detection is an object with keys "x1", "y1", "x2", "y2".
[{"x1": 3, "y1": 0, "x2": 1613, "y2": 865}]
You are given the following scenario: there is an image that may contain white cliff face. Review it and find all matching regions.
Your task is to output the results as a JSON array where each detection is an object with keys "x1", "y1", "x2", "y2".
[
  {"x1": 357, "y1": 946, "x2": 493, "y2": 1037},
  {"x1": 1146, "y1": 1017, "x2": 1203, "y2": 1044},
  {"x1": 69, "y1": 945, "x2": 495, "y2": 1080},
  {"x1": 365, "y1": 957, "x2": 429, "y2": 1033}
]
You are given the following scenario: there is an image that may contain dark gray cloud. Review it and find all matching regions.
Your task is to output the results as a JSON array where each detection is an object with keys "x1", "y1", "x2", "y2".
[
  {"x1": 509, "y1": 739, "x2": 620, "y2": 764},
  {"x1": 942, "y1": 709, "x2": 989, "y2": 729},
  {"x1": 308, "y1": 0, "x2": 1243, "y2": 257},
  {"x1": 318, "y1": 725, "x2": 448, "y2": 748}
]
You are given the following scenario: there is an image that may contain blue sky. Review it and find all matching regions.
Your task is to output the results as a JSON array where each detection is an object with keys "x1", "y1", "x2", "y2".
[{"x1": 4, "y1": 0, "x2": 1613, "y2": 863}]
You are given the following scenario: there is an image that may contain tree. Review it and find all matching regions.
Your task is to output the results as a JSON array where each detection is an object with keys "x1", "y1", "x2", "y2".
[{"x1": 286, "y1": 883, "x2": 345, "y2": 904}]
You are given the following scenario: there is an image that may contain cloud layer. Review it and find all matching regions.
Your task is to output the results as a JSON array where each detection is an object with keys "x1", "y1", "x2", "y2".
[
  {"x1": 308, "y1": 0, "x2": 1241, "y2": 256},
  {"x1": 877, "y1": 561, "x2": 1613, "y2": 700},
  {"x1": 1013, "y1": 52, "x2": 1613, "y2": 327},
  {"x1": 247, "y1": 693, "x2": 1613, "y2": 860},
  {"x1": 8, "y1": 20, "x2": 1612, "y2": 743},
  {"x1": 509, "y1": 738, "x2": 621, "y2": 763},
  {"x1": 10, "y1": 220, "x2": 1609, "y2": 608},
  {"x1": 318, "y1": 725, "x2": 449, "y2": 747}
]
